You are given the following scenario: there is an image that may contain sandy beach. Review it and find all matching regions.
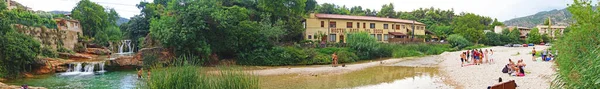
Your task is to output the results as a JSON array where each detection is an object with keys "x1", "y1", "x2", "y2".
[
  {"x1": 248, "y1": 46, "x2": 556, "y2": 89},
  {"x1": 439, "y1": 46, "x2": 556, "y2": 89}
]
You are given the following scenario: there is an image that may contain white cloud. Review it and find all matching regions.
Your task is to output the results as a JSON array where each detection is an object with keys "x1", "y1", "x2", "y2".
[{"x1": 316, "y1": 0, "x2": 573, "y2": 21}]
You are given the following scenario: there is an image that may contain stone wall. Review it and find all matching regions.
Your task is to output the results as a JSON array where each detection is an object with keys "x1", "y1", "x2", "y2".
[{"x1": 13, "y1": 24, "x2": 79, "y2": 50}]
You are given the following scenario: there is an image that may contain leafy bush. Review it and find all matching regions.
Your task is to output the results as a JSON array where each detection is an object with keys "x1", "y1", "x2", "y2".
[
  {"x1": 447, "y1": 34, "x2": 473, "y2": 49},
  {"x1": 143, "y1": 66, "x2": 259, "y2": 89},
  {"x1": 57, "y1": 46, "x2": 74, "y2": 53},
  {"x1": 481, "y1": 32, "x2": 510, "y2": 46},
  {"x1": 392, "y1": 50, "x2": 423, "y2": 58},
  {"x1": 0, "y1": 32, "x2": 41, "y2": 78},
  {"x1": 552, "y1": 1, "x2": 600, "y2": 88},
  {"x1": 336, "y1": 50, "x2": 358, "y2": 63},
  {"x1": 347, "y1": 32, "x2": 381, "y2": 60},
  {"x1": 40, "y1": 46, "x2": 58, "y2": 58},
  {"x1": 74, "y1": 43, "x2": 86, "y2": 53}
]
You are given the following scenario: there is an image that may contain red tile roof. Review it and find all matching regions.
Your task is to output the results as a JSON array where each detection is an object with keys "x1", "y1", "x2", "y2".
[{"x1": 314, "y1": 14, "x2": 424, "y2": 25}]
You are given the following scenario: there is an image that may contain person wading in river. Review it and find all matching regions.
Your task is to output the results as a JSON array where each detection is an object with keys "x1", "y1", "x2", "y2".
[
  {"x1": 332, "y1": 52, "x2": 338, "y2": 67},
  {"x1": 137, "y1": 68, "x2": 143, "y2": 79}
]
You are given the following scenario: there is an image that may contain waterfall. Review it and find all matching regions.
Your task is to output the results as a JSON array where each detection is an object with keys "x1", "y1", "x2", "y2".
[
  {"x1": 60, "y1": 62, "x2": 102, "y2": 76},
  {"x1": 117, "y1": 40, "x2": 134, "y2": 54},
  {"x1": 97, "y1": 62, "x2": 106, "y2": 73}
]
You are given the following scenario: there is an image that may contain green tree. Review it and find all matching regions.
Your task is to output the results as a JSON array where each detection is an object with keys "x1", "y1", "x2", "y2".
[
  {"x1": 447, "y1": 34, "x2": 472, "y2": 49},
  {"x1": 350, "y1": 6, "x2": 365, "y2": 16},
  {"x1": 489, "y1": 18, "x2": 504, "y2": 29},
  {"x1": 541, "y1": 34, "x2": 550, "y2": 43},
  {"x1": 452, "y1": 13, "x2": 487, "y2": 43},
  {"x1": 429, "y1": 25, "x2": 452, "y2": 39},
  {"x1": 71, "y1": 0, "x2": 110, "y2": 37},
  {"x1": 526, "y1": 28, "x2": 541, "y2": 44},
  {"x1": 508, "y1": 27, "x2": 522, "y2": 43},
  {"x1": 377, "y1": 3, "x2": 395, "y2": 18}
]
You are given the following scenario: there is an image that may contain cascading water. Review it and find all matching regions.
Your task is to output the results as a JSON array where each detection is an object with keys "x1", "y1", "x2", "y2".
[
  {"x1": 117, "y1": 40, "x2": 134, "y2": 54},
  {"x1": 60, "y1": 62, "x2": 106, "y2": 76},
  {"x1": 97, "y1": 62, "x2": 106, "y2": 73}
]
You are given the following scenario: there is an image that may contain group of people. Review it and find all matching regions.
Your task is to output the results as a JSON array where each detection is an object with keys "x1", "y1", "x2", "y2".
[
  {"x1": 460, "y1": 49, "x2": 494, "y2": 67},
  {"x1": 503, "y1": 59, "x2": 527, "y2": 76},
  {"x1": 531, "y1": 48, "x2": 555, "y2": 61}
]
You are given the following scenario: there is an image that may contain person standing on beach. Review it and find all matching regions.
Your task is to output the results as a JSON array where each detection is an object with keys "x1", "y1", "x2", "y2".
[
  {"x1": 460, "y1": 52, "x2": 466, "y2": 67},
  {"x1": 542, "y1": 49, "x2": 548, "y2": 61},
  {"x1": 332, "y1": 52, "x2": 338, "y2": 67},
  {"x1": 532, "y1": 48, "x2": 537, "y2": 61},
  {"x1": 463, "y1": 50, "x2": 471, "y2": 60}
]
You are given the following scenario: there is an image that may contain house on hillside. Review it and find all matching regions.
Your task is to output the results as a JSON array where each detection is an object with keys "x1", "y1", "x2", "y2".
[
  {"x1": 536, "y1": 25, "x2": 566, "y2": 38},
  {"x1": 303, "y1": 13, "x2": 427, "y2": 43},
  {"x1": 14, "y1": 15, "x2": 82, "y2": 50}
]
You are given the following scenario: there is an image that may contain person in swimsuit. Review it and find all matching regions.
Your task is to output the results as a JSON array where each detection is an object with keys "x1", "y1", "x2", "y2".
[
  {"x1": 517, "y1": 59, "x2": 527, "y2": 75},
  {"x1": 460, "y1": 52, "x2": 466, "y2": 67},
  {"x1": 532, "y1": 48, "x2": 537, "y2": 61},
  {"x1": 332, "y1": 52, "x2": 338, "y2": 67}
]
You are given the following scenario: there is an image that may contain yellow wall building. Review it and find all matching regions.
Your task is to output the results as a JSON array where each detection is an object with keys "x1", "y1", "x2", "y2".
[{"x1": 304, "y1": 13, "x2": 426, "y2": 43}]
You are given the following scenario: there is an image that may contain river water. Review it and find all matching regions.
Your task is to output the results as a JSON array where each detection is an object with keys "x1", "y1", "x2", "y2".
[{"x1": 4, "y1": 56, "x2": 450, "y2": 89}]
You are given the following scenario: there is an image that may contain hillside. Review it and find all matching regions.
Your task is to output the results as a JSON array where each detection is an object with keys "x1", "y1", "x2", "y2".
[
  {"x1": 49, "y1": 10, "x2": 130, "y2": 26},
  {"x1": 503, "y1": 8, "x2": 573, "y2": 28}
]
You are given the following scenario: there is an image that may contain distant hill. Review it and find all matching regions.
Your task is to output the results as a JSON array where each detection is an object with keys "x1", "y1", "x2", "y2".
[
  {"x1": 503, "y1": 8, "x2": 573, "y2": 28},
  {"x1": 48, "y1": 10, "x2": 130, "y2": 26}
]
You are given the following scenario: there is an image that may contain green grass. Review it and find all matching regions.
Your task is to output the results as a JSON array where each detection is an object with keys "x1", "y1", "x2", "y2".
[{"x1": 142, "y1": 66, "x2": 259, "y2": 89}]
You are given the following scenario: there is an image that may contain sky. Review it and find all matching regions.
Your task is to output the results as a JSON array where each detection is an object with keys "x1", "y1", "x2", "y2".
[{"x1": 14, "y1": 0, "x2": 574, "y2": 21}]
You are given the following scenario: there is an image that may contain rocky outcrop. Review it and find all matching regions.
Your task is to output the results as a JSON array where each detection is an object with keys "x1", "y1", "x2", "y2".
[
  {"x1": 86, "y1": 48, "x2": 111, "y2": 55},
  {"x1": 35, "y1": 58, "x2": 73, "y2": 74},
  {"x1": 135, "y1": 47, "x2": 175, "y2": 64},
  {"x1": 0, "y1": 82, "x2": 46, "y2": 89},
  {"x1": 111, "y1": 56, "x2": 141, "y2": 66},
  {"x1": 58, "y1": 53, "x2": 93, "y2": 59}
]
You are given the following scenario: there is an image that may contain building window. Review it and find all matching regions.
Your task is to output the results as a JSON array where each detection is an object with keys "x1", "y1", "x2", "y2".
[
  {"x1": 402, "y1": 25, "x2": 405, "y2": 29},
  {"x1": 347, "y1": 22, "x2": 353, "y2": 28},
  {"x1": 329, "y1": 34, "x2": 337, "y2": 42},
  {"x1": 363, "y1": 23, "x2": 366, "y2": 28},
  {"x1": 371, "y1": 34, "x2": 375, "y2": 38},
  {"x1": 377, "y1": 34, "x2": 383, "y2": 41},
  {"x1": 383, "y1": 24, "x2": 389, "y2": 29},
  {"x1": 370, "y1": 23, "x2": 375, "y2": 28},
  {"x1": 356, "y1": 22, "x2": 360, "y2": 28},
  {"x1": 396, "y1": 25, "x2": 400, "y2": 29},
  {"x1": 320, "y1": 21, "x2": 324, "y2": 27},
  {"x1": 421, "y1": 27, "x2": 425, "y2": 30},
  {"x1": 384, "y1": 34, "x2": 389, "y2": 41},
  {"x1": 329, "y1": 21, "x2": 336, "y2": 28},
  {"x1": 308, "y1": 35, "x2": 312, "y2": 39}
]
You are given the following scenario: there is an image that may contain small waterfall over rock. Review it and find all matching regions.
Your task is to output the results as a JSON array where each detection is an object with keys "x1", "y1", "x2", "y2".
[
  {"x1": 117, "y1": 40, "x2": 134, "y2": 54},
  {"x1": 60, "y1": 62, "x2": 106, "y2": 76}
]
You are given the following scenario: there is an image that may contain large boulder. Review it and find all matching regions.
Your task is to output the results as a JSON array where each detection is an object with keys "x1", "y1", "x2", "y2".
[
  {"x1": 86, "y1": 48, "x2": 111, "y2": 55},
  {"x1": 111, "y1": 56, "x2": 141, "y2": 66},
  {"x1": 135, "y1": 47, "x2": 175, "y2": 65},
  {"x1": 35, "y1": 58, "x2": 73, "y2": 73}
]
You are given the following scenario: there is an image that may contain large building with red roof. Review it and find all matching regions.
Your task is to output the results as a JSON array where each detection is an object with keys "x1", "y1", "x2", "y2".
[{"x1": 304, "y1": 13, "x2": 427, "y2": 43}]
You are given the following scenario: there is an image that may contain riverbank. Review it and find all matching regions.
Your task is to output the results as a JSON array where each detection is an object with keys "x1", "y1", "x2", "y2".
[
  {"x1": 248, "y1": 58, "x2": 409, "y2": 76},
  {"x1": 0, "y1": 82, "x2": 46, "y2": 89},
  {"x1": 439, "y1": 46, "x2": 555, "y2": 89}
]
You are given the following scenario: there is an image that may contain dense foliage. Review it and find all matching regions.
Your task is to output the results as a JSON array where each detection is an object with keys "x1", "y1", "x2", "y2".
[
  {"x1": 526, "y1": 28, "x2": 542, "y2": 44},
  {"x1": 553, "y1": 0, "x2": 600, "y2": 88},
  {"x1": 346, "y1": 32, "x2": 381, "y2": 60},
  {"x1": 144, "y1": 0, "x2": 308, "y2": 64},
  {"x1": 447, "y1": 34, "x2": 472, "y2": 49},
  {"x1": 0, "y1": 1, "x2": 43, "y2": 78},
  {"x1": 72, "y1": 0, "x2": 122, "y2": 46}
]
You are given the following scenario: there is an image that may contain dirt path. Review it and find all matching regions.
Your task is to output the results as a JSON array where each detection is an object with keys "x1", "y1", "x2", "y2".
[
  {"x1": 439, "y1": 46, "x2": 556, "y2": 89},
  {"x1": 248, "y1": 58, "x2": 409, "y2": 76}
]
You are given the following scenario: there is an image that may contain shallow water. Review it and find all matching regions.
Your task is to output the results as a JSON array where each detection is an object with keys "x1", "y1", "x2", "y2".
[
  {"x1": 259, "y1": 66, "x2": 449, "y2": 89},
  {"x1": 4, "y1": 70, "x2": 139, "y2": 89}
]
